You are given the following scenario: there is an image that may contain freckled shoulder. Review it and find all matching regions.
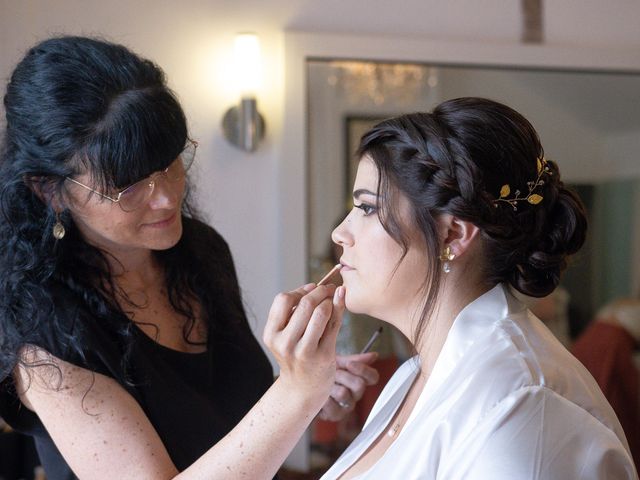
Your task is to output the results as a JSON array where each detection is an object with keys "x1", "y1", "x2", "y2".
[{"x1": 15, "y1": 348, "x2": 178, "y2": 479}]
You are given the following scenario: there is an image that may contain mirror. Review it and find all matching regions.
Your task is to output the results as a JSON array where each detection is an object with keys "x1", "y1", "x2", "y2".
[{"x1": 307, "y1": 59, "x2": 640, "y2": 340}]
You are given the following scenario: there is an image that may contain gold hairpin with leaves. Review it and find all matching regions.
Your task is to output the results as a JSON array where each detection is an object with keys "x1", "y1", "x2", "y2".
[{"x1": 493, "y1": 157, "x2": 551, "y2": 211}]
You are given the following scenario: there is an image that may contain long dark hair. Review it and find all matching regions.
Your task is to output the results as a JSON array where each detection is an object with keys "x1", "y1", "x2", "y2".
[
  {"x1": 357, "y1": 97, "x2": 587, "y2": 348},
  {"x1": 0, "y1": 36, "x2": 239, "y2": 384}
]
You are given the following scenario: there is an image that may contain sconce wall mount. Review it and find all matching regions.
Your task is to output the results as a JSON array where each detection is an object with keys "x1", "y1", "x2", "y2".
[{"x1": 222, "y1": 97, "x2": 265, "y2": 152}]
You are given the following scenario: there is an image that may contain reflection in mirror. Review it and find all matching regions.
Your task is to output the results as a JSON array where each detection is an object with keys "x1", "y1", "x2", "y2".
[{"x1": 307, "y1": 59, "x2": 640, "y2": 470}]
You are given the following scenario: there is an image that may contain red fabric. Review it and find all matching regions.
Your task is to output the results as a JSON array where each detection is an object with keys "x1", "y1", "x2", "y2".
[
  {"x1": 313, "y1": 414, "x2": 338, "y2": 444},
  {"x1": 313, "y1": 356, "x2": 399, "y2": 444},
  {"x1": 571, "y1": 321, "x2": 640, "y2": 469}
]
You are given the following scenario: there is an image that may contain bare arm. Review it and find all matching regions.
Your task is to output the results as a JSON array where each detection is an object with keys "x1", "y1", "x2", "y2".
[{"x1": 15, "y1": 283, "x2": 344, "y2": 479}]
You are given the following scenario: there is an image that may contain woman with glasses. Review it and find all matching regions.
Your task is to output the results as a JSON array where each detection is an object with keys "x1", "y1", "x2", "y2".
[{"x1": 0, "y1": 36, "x2": 377, "y2": 479}]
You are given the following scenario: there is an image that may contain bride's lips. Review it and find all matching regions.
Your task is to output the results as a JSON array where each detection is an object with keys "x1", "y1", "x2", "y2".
[
  {"x1": 340, "y1": 260, "x2": 355, "y2": 272},
  {"x1": 143, "y1": 213, "x2": 177, "y2": 228}
]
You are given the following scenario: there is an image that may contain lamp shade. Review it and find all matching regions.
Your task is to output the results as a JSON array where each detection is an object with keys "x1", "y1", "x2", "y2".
[{"x1": 234, "y1": 33, "x2": 262, "y2": 96}]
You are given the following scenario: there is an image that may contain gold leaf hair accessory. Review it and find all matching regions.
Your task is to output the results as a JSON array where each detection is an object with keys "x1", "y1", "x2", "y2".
[{"x1": 493, "y1": 157, "x2": 551, "y2": 211}]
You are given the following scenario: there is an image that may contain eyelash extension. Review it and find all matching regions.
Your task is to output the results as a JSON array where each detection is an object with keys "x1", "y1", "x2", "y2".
[{"x1": 354, "y1": 203, "x2": 377, "y2": 216}]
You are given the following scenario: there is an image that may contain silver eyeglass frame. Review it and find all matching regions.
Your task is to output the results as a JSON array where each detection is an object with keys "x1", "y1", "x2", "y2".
[{"x1": 64, "y1": 139, "x2": 198, "y2": 212}]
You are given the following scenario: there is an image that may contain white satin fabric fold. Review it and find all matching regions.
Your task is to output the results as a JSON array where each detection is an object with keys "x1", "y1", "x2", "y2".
[{"x1": 321, "y1": 284, "x2": 638, "y2": 479}]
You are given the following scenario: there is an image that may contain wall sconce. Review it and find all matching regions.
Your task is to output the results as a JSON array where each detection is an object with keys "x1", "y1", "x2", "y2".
[{"x1": 222, "y1": 33, "x2": 265, "y2": 152}]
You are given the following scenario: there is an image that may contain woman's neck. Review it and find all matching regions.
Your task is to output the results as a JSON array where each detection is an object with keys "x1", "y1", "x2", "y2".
[
  {"x1": 410, "y1": 259, "x2": 490, "y2": 377},
  {"x1": 100, "y1": 246, "x2": 161, "y2": 291}
]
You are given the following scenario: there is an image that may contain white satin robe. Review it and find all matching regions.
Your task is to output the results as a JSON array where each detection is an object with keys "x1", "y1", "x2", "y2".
[{"x1": 321, "y1": 284, "x2": 638, "y2": 479}]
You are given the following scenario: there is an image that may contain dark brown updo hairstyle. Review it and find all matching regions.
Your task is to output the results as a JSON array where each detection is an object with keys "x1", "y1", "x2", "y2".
[{"x1": 357, "y1": 97, "x2": 587, "y2": 347}]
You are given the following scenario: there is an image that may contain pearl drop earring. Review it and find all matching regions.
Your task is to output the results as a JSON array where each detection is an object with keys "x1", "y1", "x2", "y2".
[
  {"x1": 52, "y1": 212, "x2": 65, "y2": 240},
  {"x1": 439, "y1": 245, "x2": 456, "y2": 273}
]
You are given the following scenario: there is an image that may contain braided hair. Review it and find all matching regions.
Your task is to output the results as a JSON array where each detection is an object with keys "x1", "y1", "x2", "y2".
[{"x1": 357, "y1": 97, "x2": 587, "y2": 348}]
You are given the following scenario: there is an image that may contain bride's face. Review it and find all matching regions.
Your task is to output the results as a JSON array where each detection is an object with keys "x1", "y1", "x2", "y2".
[{"x1": 331, "y1": 156, "x2": 429, "y2": 329}]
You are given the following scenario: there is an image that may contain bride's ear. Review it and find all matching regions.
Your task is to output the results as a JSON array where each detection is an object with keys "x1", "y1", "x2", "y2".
[{"x1": 436, "y1": 214, "x2": 481, "y2": 259}]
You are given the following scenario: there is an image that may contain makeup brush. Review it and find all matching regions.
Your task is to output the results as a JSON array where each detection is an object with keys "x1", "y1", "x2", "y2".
[
  {"x1": 360, "y1": 326, "x2": 383, "y2": 353},
  {"x1": 317, "y1": 263, "x2": 342, "y2": 286}
]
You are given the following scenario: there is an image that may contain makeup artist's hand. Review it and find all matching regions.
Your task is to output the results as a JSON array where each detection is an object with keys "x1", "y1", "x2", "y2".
[
  {"x1": 263, "y1": 283, "x2": 345, "y2": 404},
  {"x1": 317, "y1": 352, "x2": 379, "y2": 421}
]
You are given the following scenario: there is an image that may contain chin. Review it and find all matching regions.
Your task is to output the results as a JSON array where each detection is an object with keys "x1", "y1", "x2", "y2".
[
  {"x1": 344, "y1": 293, "x2": 371, "y2": 316},
  {"x1": 150, "y1": 237, "x2": 181, "y2": 251},
  {"x1": 148, "y1": 221, "x2": 183, "y2": 251}
]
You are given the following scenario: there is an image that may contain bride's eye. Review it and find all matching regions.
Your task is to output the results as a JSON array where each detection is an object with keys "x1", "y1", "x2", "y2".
[{"x1": 354, "y1": 203, "x2": 377, "y2": 216}]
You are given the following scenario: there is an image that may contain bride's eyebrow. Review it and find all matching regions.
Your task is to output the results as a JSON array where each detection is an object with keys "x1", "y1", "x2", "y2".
[{"x1": 353, "y1": 189, "x2": 378, "y2": 200}]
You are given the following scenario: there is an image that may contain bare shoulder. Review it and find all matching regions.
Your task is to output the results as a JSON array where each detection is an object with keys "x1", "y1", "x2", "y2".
[
  {"x1": 15, "y1": 345, "x2": 91, "y2": 409},
  {"x1": 14, "y1": 346, "x2": 178, "y2": 480}
]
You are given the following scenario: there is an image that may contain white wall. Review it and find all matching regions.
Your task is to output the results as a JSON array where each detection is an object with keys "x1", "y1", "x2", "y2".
[{"x1": 2, "y1": 0, "x2": 640, "y2": 345}]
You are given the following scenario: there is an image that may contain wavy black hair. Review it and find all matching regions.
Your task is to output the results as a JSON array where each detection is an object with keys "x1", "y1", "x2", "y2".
[
  {"x1": 0, "y1": 36, "x2": 240, "y2": 385},
  {"x1": 357, "y1": 97, "x2": 587, "y2": 348}
]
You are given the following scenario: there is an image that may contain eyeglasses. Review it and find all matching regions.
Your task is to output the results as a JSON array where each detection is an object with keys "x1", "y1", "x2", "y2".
[{"x1": 65, "y1": 140, "x2": 197, "y2": 212}]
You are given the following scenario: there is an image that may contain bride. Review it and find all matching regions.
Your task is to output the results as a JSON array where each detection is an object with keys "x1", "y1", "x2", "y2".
[{"x1": 321, "y1": 97, "x2": 637, "y2": 479}]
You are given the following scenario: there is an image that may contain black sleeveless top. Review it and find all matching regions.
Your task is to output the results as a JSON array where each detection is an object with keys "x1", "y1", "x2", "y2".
[{"x1": 0, "y1": 219, "x2": 274, "y2": 479}]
